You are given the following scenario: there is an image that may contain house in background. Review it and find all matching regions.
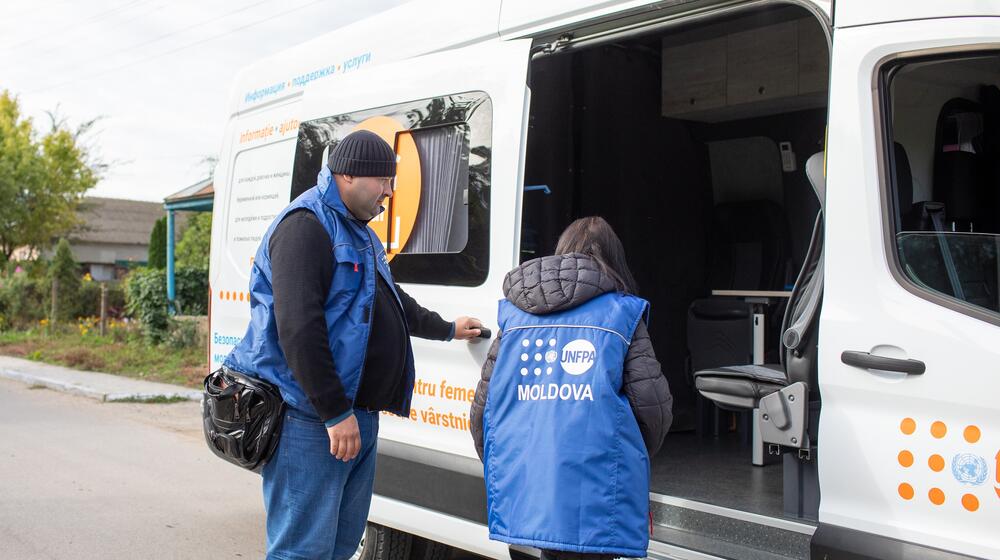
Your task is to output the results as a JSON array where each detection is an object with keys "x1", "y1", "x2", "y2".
[{"x1": 59, "y1": 197, "x2": 186, "y2": 281}]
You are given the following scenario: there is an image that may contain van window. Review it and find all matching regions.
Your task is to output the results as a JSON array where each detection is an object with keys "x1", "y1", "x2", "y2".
[
  {"x1": 290, "y1": 92, "x2": 492, "y2": 286},
  {"x1": 881, "y1": 53, "x2": 1000, "y2": 319},
  {"x1": 398, "y1": 124, "x2": 470, "y2": 253}
]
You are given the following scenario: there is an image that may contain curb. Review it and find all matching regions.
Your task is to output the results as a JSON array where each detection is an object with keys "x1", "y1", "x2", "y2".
[{"x1": 0, "y1": 367, "x2": 202, "y2": 403}]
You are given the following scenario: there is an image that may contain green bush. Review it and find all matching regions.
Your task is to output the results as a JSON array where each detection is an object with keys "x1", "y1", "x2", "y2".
[
  {"x1": 124, "y1": 267, "x2": 168, "y2": 343},
  {"x1": 0, "y1": 273, "x2": 47, "y2": 328},
  {"x1": 5, "y1": 259, "x2": 47, "y2": 278},
  {"x1": 175, "y1": 212, "x2": 211, "y2": 270},
  {"x1": 165, "y1": 317, "x2": 200, "y2": 350},
  {"x1": 76, "y1": 281, "x2": 126, "y2": 319},
  {"x1": 148, "y1": 217, "x2": 167, "y2": 269},
  {"x1": 175, "y1": 267, "x2": 208, "y2": 315},
  {"x1": 47, "y1": 238, "x2": 81, "y2": 322},
  {"x1": 124, "y1": 265, "x2": 208, "y2": 344}
]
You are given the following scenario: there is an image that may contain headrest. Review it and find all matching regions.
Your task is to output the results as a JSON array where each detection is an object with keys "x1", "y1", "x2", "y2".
[{"x1": 805, "y1": 152, "x2": 825, "y2": 206}]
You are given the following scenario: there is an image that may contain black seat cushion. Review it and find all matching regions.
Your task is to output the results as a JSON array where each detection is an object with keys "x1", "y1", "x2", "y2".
[
  {"x1": 686, "y1": 299, "x2": 754, "y2": 373},
  {"x1": 694, "y1": 364, "x2": 787, "y2": 411}
]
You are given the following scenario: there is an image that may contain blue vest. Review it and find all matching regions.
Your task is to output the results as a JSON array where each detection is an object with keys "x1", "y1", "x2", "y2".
[
  {"x1": 223, "y1": 167, "x2": 415, "y2": 417},
  {"x1": 483, "y1": 292, "x2": 651, "y2": 557}
]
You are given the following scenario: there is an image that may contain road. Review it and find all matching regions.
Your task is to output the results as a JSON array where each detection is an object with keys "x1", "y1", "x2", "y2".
[{"x1": 0, "y1": 379, "x2": 265, "y2": 559}]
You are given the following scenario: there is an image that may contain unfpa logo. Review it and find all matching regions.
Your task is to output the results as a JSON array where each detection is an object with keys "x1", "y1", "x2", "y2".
[{"x1": 561, "y1": 339, "x2": 596, "y2": 376}]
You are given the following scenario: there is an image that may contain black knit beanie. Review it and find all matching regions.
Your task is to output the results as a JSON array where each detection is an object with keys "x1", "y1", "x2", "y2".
[{"x1": 327, "y1": 130, "x2": 397, "y2": 177}]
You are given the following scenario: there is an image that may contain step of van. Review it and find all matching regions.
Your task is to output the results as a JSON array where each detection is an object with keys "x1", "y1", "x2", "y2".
[{"x1": 648, "y1": 494, "x2": 815, "y2": 560}]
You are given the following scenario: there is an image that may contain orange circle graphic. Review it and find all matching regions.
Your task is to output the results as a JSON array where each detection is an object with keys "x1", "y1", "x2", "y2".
[
  {"x1": 931, "y1": 421, "x2": 947, "y2": 439},
  {"x1": 353, "y1": 116, "x2": 422, "y2": 261},
  {"x1": 897, "y1": 450, "x2": 914, "y2": 468},
  {"x1": 964, "y1": 425, "x2": 981, "y2": 444},
  {"x1": 898, "y1": 483, "x2": 914, "y2": 500},
  {"x1": 900, "y1": 418, "x2": 916, "y2": 435},
  {"x1": 928, "y1": 454, "x2": 945, "y2": 472},
  {"x1": 962, "y1": 494, "x2": 979, "y2": 512},
  {"x1": 928, "y1": 488, "x2": 946, "y2": 505},
  {"x1": 239, "y1": 292, "x2": 245, "y2": 302}
]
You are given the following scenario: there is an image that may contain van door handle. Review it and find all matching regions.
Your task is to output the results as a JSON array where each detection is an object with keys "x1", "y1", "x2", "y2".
[{"x1": 841, "y1": 351, "x2": 925, "y2": 375}]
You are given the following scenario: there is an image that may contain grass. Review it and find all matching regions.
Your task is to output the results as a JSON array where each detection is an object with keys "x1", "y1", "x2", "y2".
[{"x1": 0, "y1": 326, "x2": 207, "y2": 389}]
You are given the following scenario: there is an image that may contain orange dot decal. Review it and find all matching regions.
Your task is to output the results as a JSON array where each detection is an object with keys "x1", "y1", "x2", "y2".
[
  {"x1": 928, "y1": 454, "x2": 945, "y2": 472},
  {"x1": 898, "y1": 450, "x2": 914, "y2": 467},
  {"x1": 931, "y1": 421, "x2": 947, "y2": 439},
  {"x1": 898, "y1": 483, "x2": 914, "y2": 500},
  {"x1": 929, "y1": 488, "x2": 945, "y2": 505},
  {"x1": 239, "y1": 292, "x2": 244, "y2": 302},
  {"x1": 964, "y1": 425, "x2": 981, "y2": 444},
  {"x1": 900, "y1": 418, "x2": 916, "y2": 435},
  {"x1": 962, "y1": 494, "x2": 979, "y2": 512}
]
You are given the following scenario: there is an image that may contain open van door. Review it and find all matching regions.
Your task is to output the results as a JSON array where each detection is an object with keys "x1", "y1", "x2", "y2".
[{"x1": 819, "y1": 8, "x2": 1000, "y2": 559}]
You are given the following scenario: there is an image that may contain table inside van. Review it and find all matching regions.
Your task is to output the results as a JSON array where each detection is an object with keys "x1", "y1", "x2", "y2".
[
  {"x1": 709, "y1": 290, "x2": 793, "y2": 364},
  {"x1": 710, "y1": 289, "x2": 793, "y2": 301}
]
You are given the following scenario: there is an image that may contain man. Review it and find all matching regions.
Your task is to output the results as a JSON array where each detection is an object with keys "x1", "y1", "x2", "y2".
[{"x1": 223, "y1": 130, "x2": 482, "y2": 559}]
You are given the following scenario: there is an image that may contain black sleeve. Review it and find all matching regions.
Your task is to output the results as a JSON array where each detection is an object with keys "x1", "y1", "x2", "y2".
[
  {"x1": 470, "y1": 336, "x2": 501, "y2": 461},
  {"x1": 394, "y1": 284, "x2": 454, "y2": 341},
  {"x1": 270, "y1": 209, "x2": 352, "y2": 424},
  {"x1": 622, "y1": 320, "x2": 673, "y2": 457}
]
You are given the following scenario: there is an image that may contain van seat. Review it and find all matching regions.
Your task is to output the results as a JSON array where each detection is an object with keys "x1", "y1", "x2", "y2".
[
  {"x1": 692, "y1": 152, "x2": 825, "y2": 464},
  {"x1": 694, "y1": 365, "x2": 786, "y2": 410}
]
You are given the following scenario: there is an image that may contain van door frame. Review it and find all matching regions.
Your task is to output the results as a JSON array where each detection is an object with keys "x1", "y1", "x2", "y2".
[{"x1": 521, "y1": 0, "x2": 833, "y2": 532}]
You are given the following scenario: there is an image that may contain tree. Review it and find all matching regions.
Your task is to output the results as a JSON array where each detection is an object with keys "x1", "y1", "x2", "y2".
[
  {"x1": 148, "y1": 217, "x2": 167, "y2": 269},
  {"x1": 175, "y1": 212, "x2": 211, "y2": 270},
  {"x1": 47, "y1": 238, "x2": 81, "y2": 321},
  {"x1": 0, "y1": 91, "x2": 102, "y2": 261}
]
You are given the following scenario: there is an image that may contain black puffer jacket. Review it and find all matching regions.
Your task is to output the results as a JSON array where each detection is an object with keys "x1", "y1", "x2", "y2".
[{"x1": 470, "y1": 254, "x2": 673, "y2": 460}]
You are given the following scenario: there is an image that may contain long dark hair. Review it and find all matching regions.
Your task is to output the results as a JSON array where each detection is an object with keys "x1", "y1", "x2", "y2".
[{"x1": 554, "y1": 216, "x2": 638, "y2": 295}]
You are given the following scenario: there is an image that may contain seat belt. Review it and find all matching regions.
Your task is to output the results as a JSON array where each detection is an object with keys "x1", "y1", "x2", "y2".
[{"x1": 926, "y1": 203, "x2": 966, "y2": 301}]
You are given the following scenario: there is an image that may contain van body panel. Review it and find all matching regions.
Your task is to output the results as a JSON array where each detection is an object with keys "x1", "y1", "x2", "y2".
[
  {"x1": 836, "y1": 0, "x2": 1000, "y2": 28},
  {"x1": 821, "y1": 16, "x2": 1000, "y2": 558},
  {"x1": 227, "y1": 0, "x2": 502, "y2": 115},
  {"x1": 211, "y1": 37, "x2": 533, "y2": 462},
  {"x1": 209, "y1": 98, "x2": 302, "y2": 371}
]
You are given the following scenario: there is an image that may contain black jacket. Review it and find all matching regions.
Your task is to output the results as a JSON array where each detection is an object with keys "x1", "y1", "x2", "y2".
[{"x1": 470, "y1": 254, "x2": 673, "y2": 459}]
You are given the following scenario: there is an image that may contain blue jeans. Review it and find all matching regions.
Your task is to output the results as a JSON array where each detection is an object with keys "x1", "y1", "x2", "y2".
[{"x1": 262, "y1": 407, "x2": 380, "y2": 560}]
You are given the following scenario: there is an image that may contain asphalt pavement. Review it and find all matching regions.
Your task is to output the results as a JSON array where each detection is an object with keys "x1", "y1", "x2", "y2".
[{"x1": 0, "y1": 376, "x2": 265, "y2": 559}]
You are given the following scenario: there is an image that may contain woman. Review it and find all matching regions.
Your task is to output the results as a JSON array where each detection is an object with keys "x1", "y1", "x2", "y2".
[{"x1": 470, "y1": 216, "x2": 673, "y2": 560}]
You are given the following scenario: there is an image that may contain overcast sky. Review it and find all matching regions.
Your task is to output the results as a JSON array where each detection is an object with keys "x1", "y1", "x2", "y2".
[{"x1": 0, "y1": 0, "x2": 406, "y2": 202}]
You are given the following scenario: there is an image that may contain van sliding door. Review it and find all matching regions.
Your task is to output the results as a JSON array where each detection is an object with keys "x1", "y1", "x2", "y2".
[{"x1": 295, "y1": 38, "x2": 531, "y2": 463}]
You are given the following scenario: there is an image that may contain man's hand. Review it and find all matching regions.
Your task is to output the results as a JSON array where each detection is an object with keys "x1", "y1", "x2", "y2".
[
  {"x1": 452, "y1": 316, "x2": 483, "y2": 340},
  {"x1": 327, "y1": 414, "x2": 361, "y2": 461}
]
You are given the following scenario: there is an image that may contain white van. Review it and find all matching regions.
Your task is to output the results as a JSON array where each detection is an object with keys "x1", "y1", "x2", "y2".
[{"x1": 208, "y1": 1, "x2": 1000, "y2": 558}]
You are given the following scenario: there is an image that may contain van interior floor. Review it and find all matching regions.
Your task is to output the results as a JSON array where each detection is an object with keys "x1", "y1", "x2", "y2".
[{"x1": 651, "y1": 432, "x2": 784, "y2": 519}]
